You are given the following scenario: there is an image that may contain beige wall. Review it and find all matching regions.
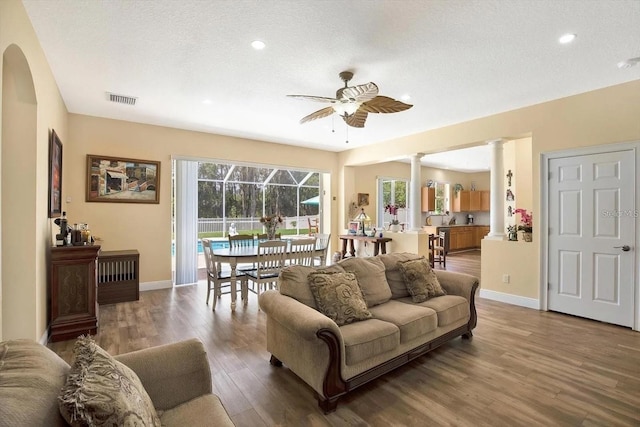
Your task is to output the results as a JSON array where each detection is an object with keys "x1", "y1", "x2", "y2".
[
  {"x1": 1, "y1": 0, "x2": 69, "y2": 341},
  {"x1": 67, "y1": 114, "x2": 339, "y2": 284}
]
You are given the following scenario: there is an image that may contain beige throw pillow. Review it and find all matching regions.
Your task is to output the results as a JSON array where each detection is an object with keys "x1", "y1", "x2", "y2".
[
  {"x1": 339, "y1": 257, "x2": 392, "y2": 307},
  {"x1": 279, "y1": 264, "x2": 345, "y2": 309},
  {"x1": 398, "y1": 257, "x2": 446, "y2": 303},
  {"x1": 58, "y1": 336, "x2": 161, "y2": 427},
  {"x1": 308, "y1": 271, "x2": 372, "y2": 326}
]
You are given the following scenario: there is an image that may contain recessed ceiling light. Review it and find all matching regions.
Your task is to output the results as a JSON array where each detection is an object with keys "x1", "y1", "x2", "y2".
[
  {"x1": 558, "y1": 33, "x2": 576, "y2": 44},
  {"x1": 401, "y1": 94, "x2": 411, "y2": 101},
  {"x1": 251, "y1": 40, "x2": 266, "y2": 50},
  {"x1": 202, "y1": 99, "x2": 212, "y2": 105}
]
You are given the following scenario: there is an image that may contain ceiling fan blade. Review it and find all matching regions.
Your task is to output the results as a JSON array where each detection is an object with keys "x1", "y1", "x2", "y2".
[
  {"x1": 287, "y1": 94, "x2": 338, "y2": 103},
  {"x1": 342, "y1": 110, "x2": 368, "y2": 128},
  {"x1": 300, "y1": 106, "x2": 335, "y2": 124},
  {"x1": 339, "y1": 82, "x2": 379, "y2": 102},
  {"x1": 360, "y1": 96, "x2": 413, "y2": 114}
]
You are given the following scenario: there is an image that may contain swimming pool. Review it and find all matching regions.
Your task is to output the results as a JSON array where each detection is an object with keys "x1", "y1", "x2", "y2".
[{"x1": 172, "y1": 239, "x2": 229, "y2": 255}]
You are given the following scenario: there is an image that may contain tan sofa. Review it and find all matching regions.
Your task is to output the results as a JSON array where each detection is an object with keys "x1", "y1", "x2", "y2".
[
  {"x1": 259, "y1": 253, "x2": 479, "y2": 413},
  {"x1": 0, "y1": 338, "x2": 234, "y2": 426}
]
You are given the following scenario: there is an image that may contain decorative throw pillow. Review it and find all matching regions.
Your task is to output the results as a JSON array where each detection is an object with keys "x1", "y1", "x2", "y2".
[
  {"x1": 308, "y1": 271, "x2": 372, "y2": 326},
  {"x1": 58, "y1": 336, "x2": 161, "y2": 427},
  {"x1": 398, "y1": 257, "x2": 446, "y2": 303}
]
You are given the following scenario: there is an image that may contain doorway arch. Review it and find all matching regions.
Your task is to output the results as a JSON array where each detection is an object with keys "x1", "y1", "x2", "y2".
[{"x1": 1, "y1": 44, "x2": 38, "y2": 340}]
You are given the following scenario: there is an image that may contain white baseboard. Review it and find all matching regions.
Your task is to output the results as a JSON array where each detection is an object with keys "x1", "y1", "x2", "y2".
[
  {"x1": 479, "y1": 289, "x2": 540, "y2": 310},
  {"x1": 140, "y1": 280, "x2": 173, "y2": 292}
]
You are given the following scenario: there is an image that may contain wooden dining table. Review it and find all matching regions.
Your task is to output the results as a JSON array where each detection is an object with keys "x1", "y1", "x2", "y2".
[{"x1": 212, "y1": 240, "x2": 328, "y2": 311}]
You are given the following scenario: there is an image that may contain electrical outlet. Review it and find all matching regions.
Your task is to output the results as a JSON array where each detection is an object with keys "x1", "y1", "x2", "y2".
[{"x1": 502, "y1": 274, "x2": 510, "y2": 284}]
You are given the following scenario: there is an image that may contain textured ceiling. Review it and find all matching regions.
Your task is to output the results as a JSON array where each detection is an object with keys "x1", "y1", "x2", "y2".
[{"x1": 22, "y1": 0, "x2": 640, "y2": 171}]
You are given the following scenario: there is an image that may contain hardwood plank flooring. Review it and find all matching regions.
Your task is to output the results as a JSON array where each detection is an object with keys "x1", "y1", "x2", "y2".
[{"x1": 48, "y1": 251, "x2": 640, "y2": 426}]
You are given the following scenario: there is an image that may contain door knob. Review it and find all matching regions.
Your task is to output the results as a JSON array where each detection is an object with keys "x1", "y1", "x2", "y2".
[{"x1": 614, "y1": 245, "x2": 631, "y2": 252}]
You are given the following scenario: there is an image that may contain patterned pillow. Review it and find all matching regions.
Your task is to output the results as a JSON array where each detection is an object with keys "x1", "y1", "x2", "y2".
[
  {"x1": 308, "y1": 271, "x2": 372, "y2": 326},
  {"x1": 58, "y1": 336, "x2": 161, "y2": 427},
  {"x1": 398, "y1": 257, "x2": 447, "y2": 303}
]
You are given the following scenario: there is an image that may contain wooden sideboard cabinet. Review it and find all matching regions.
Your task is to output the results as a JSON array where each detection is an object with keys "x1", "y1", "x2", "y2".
[{"x1": 49, "y1": 245, "x2": 101, "y2": 342}]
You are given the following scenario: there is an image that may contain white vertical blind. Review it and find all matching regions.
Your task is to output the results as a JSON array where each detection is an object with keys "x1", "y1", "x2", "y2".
[{"x1": 174, "y1": 159, "x2": 198, "y2": 285}]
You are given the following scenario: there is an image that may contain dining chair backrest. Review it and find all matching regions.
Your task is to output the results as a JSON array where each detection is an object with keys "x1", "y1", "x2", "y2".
[
  {"x1": 256, "y1": 233, "x2": 281, "y2": 240},
  {"x1": 229, "y1": 234, "x2": 255, "y2": 248},
  {"x1": 288, "y1": 237, "x2": 317, "y2": 267},
  {"x1": 314, "y1": 233, "x2": 331, "y2": 266},
  {"x1": 201, "y1": 238, "x2": 218, "y2": 276},
  {"x1": 308, "y1": 217, "x2": 319, "y2": 235},
  {"x1": 255, "y1": 240, "x2": 287, "y2": 278}
]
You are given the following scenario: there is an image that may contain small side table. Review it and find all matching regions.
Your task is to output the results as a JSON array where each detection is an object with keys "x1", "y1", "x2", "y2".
[
  {"x1": 339, "y1": 235, "x2": 392, "y2": 258},
  {"x1": 49, "y1": 245, "x2": 101, "y2": 342}
]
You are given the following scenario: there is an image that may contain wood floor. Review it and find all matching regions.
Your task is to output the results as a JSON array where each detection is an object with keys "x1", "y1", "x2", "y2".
[{"x1": 48, "y1": 251, "x2": 640, "y2": 426}]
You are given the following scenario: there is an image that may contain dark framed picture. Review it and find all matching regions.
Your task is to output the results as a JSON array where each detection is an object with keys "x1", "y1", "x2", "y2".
[
  {"x1": 86, "y1": 155, "x2": 160, "y2": 204},
  {"x1": 48, "y1": 130, "x2": 63, "y2": 218}
]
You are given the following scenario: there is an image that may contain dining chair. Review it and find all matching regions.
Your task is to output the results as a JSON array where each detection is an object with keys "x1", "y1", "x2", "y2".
[
  {"x1": 313, "y1": 233, "x2": 331, "y2": 266},
  {"x1": 429, "y1": 232, "x2": 446, "y2": 269},
  {"x1": 308, "y1": 217, "x2": 319, "y2": 235},
  {"x1": 288, "y1": 237, "x2": 317, "y2": 266},
  {"x1": 244, "y1": 240, "x2": 287, "y2": 302},
  {"x1": 228, "y1": 233, "x2": 256, "y2": 271},
  {"x1": 201, "y1": 238, "x2": 248, "y2": 311}
]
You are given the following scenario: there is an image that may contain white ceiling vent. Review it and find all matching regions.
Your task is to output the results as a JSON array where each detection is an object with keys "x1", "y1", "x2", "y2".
[{"x1": 106, "y1": 92, "x2": 137, "y2": 106}]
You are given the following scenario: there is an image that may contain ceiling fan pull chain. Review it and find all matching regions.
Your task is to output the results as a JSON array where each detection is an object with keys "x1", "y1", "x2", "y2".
[
  {"x1": 346, "y1": 123, "x2": 349, "y2": 144},
  {"x1": 332, "y1": 115, "x2": 335, "y2": 133}
]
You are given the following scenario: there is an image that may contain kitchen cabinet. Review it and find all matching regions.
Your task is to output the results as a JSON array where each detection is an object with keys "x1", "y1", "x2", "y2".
[
  {"x1": 421, "y1": 187, "x2": 436, "y2": 212},
  {"x1": 469, "y1": 191, "x2": 482, "y2": 211},
  {"x1": 452, "y1": 191, "x2": 469, "y2": 212},
  {"x1": 480, "y1": 191, "x2": 490, "y2": 211},
  {"x1": 449, "y1": 226, "x2": 475, "y2": 251},
  {"x1": 474, "y1": 226, "x2": 490, "y2": 246},
  {"x1": 453, "y1": 190, "x2": 490, "y2": 212}
]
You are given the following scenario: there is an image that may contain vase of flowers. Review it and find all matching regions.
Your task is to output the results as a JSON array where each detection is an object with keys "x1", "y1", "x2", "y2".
[
  {"x1": 514, "y1": 208, "x2": 533, "y2": 242},
  {"x1": 260, "y1": 214, "x2": 283, "y2": 240},
  {"x1": 385, "y1": 204, "x2": 404, "y2": 232}
]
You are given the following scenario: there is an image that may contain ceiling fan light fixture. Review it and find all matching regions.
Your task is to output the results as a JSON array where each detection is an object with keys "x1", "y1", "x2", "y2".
[{"x1": 333, "y1": 102, "x2": 360, "y2": 117}]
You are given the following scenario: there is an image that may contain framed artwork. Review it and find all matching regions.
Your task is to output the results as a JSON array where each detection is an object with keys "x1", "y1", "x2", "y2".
[
  {"x1": 86, "y1": 155, "x2": 160, "y2": 204},
  {"x1": 348, "y1": 221, "x2": 360, "y2": 234},
  {"x1": 48, "y1": 130, "x2": 63, "y2": 217},
  {"x1": 357, "y1": 192, "x2": 369, "y2": 206}
]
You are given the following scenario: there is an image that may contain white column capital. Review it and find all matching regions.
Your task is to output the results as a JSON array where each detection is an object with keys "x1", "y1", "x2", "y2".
[{"x1": 486, "y1": 138, "x2": 505, "y2": 146}]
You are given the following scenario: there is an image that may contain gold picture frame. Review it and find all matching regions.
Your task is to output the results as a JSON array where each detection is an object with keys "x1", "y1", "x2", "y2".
[
  {"x1": 357, "y1": 192, "x2": 369, "y2": 206},
  {"x1": 86, "y1": 155, "x2": 160, "y2": 204}
]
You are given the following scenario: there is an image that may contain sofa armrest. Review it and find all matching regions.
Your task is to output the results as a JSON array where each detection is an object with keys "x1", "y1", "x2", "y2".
[
  {"x1": 259, "y1": 290, "x2": 341, "y2": 340},
  {"x1": 114, "y1": 338, "x2": 212, "y2": 411},
  {"x1": 435, "y1": 270, "x2": 479, "y2": 301}
]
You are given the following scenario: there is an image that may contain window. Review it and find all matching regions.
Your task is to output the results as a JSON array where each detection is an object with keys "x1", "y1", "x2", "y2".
[
  {"x1": 378, "y1": 178, "x2": 409, "y2": 227},
  {"x1": 195, "y1": 162, "x2": 321, "y2": 236},
  {"x1": 434, "y1": 182, "x2": 450, "y2": 213}
]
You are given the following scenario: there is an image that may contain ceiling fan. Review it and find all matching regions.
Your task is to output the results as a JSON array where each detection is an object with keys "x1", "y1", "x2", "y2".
[{"x1": 287, "y1": 71, "x2": 413, "y2": 128}]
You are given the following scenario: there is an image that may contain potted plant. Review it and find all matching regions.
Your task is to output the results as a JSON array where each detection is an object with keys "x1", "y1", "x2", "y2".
[
  {"x1": 385, "y1": 204, "x2": 404, "y2": 232},
  {"x1": 514, "y1": 208, "x2": 533, "y2": 242}
]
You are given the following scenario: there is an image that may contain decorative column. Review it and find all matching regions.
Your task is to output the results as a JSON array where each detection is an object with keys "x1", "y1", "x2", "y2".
[
  {"x1": 487, "y1": 139, "x2": 506, "y2": 239},
  {"x1": 409, "y1": 153, "x2": 425, "y2": 231}
]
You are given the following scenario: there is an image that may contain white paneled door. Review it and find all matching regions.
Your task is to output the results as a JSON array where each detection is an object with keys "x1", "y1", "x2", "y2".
[{"x1": 548, "y1": 150, "x2": 636, "y2": 327}]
